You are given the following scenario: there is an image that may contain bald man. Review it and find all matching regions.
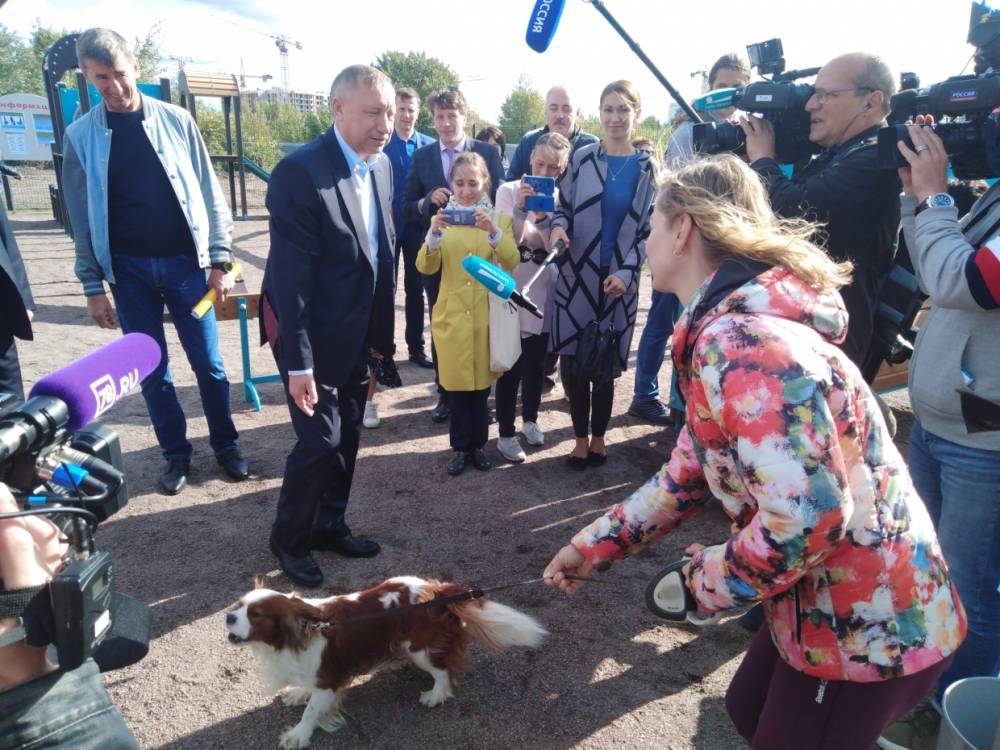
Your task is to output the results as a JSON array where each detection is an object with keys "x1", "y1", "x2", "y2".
[
  {"x1": 741, "y1": 52, "x2": 901, "y2": 368},
  {"x1": 506, "y1": 85, "x2": 598, "y2": 181}
]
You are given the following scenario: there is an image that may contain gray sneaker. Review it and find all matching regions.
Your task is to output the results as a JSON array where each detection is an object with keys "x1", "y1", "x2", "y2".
[
  {"x1": 521, "y1": 421, "x2": 544, "y2": 446},
  {"x1": 497, "y1": 436, "x2": 526, "y2": 463},
  {"x1": 627, "y1": 399, "x2": 673, "y2": 426}
]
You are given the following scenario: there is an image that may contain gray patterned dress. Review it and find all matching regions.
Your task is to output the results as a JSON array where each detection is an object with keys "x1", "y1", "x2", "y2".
[{"x1": 549, "y1": 142, "x2": 657, "y2": 367}]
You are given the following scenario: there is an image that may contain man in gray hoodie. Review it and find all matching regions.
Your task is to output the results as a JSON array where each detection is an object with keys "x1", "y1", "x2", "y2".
[{"x1": 897, "y1": 117, "x2": 1000, "y2": 700}]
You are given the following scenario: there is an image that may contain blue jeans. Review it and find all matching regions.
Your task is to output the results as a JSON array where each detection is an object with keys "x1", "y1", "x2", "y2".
[
  {"x1": 110, "y1": 254, "x2": 238, "y2": 461},
  {"x1": 0, "y1": 660, "x2": 139, "y2": 750},
  {"x1": 633, "y1": 290, "x2": 682, "y2": 408},
  {"x1": 909, "y1": 420, "x2": 1000, "y2": 696}
]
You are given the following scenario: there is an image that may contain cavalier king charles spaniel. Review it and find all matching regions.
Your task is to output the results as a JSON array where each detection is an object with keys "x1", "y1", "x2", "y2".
[{"x1": 226, "y1": 576, "x2": 547, "y2": 748}]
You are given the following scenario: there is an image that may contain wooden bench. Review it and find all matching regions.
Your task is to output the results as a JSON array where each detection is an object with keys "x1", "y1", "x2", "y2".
[{"x1": 213, "y1": 278, "x2": 280, "y2": 411}]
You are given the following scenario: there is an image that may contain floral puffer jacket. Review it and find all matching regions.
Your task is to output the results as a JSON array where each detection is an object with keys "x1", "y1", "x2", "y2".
[{"x1": 573, "y1": 261, "x2": 967, "y2": 682}]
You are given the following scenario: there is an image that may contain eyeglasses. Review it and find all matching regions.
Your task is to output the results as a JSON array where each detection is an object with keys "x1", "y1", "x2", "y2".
[{"x1": 811, "y1": 86, "x2": 874, "y2": 106}]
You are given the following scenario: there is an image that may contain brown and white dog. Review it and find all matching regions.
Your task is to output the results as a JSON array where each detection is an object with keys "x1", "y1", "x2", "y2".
[{"x1": 226, "y1": 576, "x2": 547, "y2": 749}]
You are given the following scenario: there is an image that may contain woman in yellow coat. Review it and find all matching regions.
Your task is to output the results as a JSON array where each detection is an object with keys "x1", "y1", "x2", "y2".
[{"x1": 417, "y1": 152, "x2": 519, "y2": 476}]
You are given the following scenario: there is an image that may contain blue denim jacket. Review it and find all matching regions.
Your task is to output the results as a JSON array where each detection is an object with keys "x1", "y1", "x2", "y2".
[{"x1": 62, "y1": 95, "x2": 233, "y2": 296}]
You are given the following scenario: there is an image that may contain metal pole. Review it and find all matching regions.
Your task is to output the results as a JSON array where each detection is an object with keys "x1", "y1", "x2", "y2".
[{"x1": 585, "y1": 0, "x2": 702, "y2": 123}]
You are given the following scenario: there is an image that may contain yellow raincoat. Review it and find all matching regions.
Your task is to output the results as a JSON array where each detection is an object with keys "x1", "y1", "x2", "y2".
[{"x1": 416, "y1": 215, "x2": 519, "y2": 391}]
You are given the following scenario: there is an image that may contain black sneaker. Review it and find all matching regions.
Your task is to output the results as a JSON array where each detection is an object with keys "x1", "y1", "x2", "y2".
[
  {"x1": 447, "y1": 451, "x2": 468, "y2": 476},
  {"x1": 627, "y1": 399, "x2": 673, "y2": 426}
]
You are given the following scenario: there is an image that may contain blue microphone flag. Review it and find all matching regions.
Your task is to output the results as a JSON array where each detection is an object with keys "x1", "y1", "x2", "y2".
[
  {"x1": 693, "y1": 88, "x2": 738, "y2": 112},
  {"x1": 462, "y1": 255, "x2": 516, "y2": 299},
  {"x1": 525, "y1": 0, "x2": 566, "y2": 53}
]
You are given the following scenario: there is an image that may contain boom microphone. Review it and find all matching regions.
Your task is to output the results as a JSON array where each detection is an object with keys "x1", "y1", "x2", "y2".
[
  {"x1": 525, "y1": 0, "x2": 566, "y2": 53},
  {"x1": 462, "y1": 256, "x2": 543, "y2": 319},
  {"x1": 28, "y1": 333, "x2": 162, "y2": 432}
]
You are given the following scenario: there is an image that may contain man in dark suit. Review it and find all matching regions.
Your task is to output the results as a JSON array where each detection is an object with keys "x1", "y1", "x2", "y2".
[
  {"x1": 0, "y1": 201, "x2": 34, "y2": 402},
  {"x1": 260, "y1": 64, "x2": 396, "y2": 588},
  {"x1": 402, "y1": 88, "x2": 505, "y2": 422},
  {"x1": 385, "y1": 87, "x2": 434, "y2": 368}
]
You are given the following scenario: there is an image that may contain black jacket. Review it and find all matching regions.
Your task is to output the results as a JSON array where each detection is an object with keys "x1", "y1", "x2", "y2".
[
  {"x1": 0, "y1": 201, "x2": 33, "y2": 342},
  {"x1": 751, "y1": 126, "x2": 900, "y2": 364},
  {"x1": 400, "y1": 138, "x2": 505, "y2": 249},
  {"x1": 260, "y1": 128, "x2": 395, "y2": 386}
]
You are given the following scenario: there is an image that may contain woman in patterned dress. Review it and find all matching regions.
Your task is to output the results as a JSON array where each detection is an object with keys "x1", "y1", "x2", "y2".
[{"x1": 544, "y1": 155, "x2": 966, "y2": 749}]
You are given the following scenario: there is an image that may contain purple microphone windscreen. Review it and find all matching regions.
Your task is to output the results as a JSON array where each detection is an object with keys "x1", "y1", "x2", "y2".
[
  {"x1": 29, "y1": 333, "x2": 162, "y2": 431},
  {"x1": 525, "y1": 0, "x2": 566, "y2": 53}
]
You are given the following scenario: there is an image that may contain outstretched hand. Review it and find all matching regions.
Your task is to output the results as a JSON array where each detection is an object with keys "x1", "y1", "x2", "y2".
[{"x1": 543, "y1": 544, "x2": 594, "y2": 594}]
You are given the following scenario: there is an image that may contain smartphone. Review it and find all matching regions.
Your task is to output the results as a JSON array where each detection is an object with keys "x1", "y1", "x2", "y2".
[
  {"x1": 441, "y1": 208, "x2": 477, "y2": 225},
  {"x1": 523, "y1": 175, "x2": 555, "y2": 195},
  {"x1": 524, "y1": 194, "x2": 555, "y2": 212}
]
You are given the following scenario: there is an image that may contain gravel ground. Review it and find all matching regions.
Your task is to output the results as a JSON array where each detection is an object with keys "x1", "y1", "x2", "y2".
[{"x1": 11, "y1": 213, "x2": 914, "y2": 750}]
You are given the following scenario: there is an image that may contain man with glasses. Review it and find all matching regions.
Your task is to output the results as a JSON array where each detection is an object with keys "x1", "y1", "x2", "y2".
[{"x1": 741, "y1": 52, "x2": 899, "y2": 366}]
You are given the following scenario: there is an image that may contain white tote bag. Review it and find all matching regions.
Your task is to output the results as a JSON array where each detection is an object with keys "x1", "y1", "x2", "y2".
[{"x1": 488, "y1": 252, "x2": 521, "y2": 373}]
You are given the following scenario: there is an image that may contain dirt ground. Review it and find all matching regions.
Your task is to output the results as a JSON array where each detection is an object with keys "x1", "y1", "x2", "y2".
[{"x1": 10, "y1": 213, "x2": 915, "y2": 750}]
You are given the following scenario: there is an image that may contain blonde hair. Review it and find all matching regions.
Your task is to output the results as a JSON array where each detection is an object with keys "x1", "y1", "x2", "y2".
[
  {"x1": 656, "y1": 155, "x2": 852, "y2": 291},
  {"x1": 450, "y1": 151, "x2": 491, "y2": 195}
]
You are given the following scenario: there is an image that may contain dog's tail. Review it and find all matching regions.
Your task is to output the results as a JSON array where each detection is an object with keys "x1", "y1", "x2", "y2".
[{"x1": 451, "y1": 599, "x2": 548, "y2": 653}]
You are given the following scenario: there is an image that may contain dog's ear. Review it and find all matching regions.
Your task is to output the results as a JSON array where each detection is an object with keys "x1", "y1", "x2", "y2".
[
  {"x1": 254, "y1": 577, "x2": 266, "y2": 590},
  {"x1": 280, "y1": 600, "x2": 324, "y2": 652}
]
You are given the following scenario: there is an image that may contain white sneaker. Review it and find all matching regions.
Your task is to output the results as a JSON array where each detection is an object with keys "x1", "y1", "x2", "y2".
[
  {"x1": 522, "y1": 421, "x2": 544, "y2": 446},
  {"x1": 497, "y1": 436, "x2": 526, "y2": 463},
  {"x1": 362, "y1": 401, "x2": 380, "y2": 428}
]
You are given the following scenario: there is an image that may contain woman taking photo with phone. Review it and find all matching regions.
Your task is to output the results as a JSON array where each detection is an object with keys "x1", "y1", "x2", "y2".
[
  {"x1": 417, "y1": 152, "x2": 519, "y2": 476},
  {"x1": 548, "y1": 80, "x2": 657, "y2": 469}
]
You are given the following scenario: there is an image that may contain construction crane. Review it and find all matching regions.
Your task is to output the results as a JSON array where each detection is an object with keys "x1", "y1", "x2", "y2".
[
  {"x1": 239, "y1": 58, "x2": 273, "y2": 90},
  {"x1": 213, "y1": 15, "x2": 302, "y2": 92}
]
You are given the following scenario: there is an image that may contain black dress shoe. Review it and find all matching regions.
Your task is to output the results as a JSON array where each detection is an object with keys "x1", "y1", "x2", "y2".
[
  {"x1": 469, "y1": 448, "x2": 493, "y2": 471},
  {"x1": 447, "y1": 451, "x2": 468, "y2": 476},
  {"x1": 159, "y1": 459, "x2": 190, "y2": 495},
  {"x1": 408, "y1": 351, "x2": 434, "y2": 369},
  {"x1": 269, "y1": 537, "x2": 323, "y2": 588},
  {"x1": 310, "y1": 532, "x2": 381, "y2": 558},
  {"x1": 431, "y1": 398, "x2": 451, "y2": 423},
  {"x1": 217, "y1": 449, "x2": 250, "y2": 480}
]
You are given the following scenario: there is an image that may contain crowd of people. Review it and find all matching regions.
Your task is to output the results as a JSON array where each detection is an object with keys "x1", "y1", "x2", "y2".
[{"x1": 0, "y1": 24, "x2": 997, "y2": 750}]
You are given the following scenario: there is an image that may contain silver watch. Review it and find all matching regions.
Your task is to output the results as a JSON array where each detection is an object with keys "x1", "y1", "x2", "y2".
[{"x1": 915, "y1": 192, "x2": 955, "y2": 216}]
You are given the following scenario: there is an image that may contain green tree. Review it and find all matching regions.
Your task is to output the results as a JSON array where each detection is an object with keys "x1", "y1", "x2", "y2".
[
  {"x1": 0, "y1": 24, "x2": 39, "y2": 95},
  {"x1": 132, "y1": 22, "x2": 164, "y2": 82},
  {"x1": 372, "y1": 50, "x2": 458, "y2": 132},
  {"x1": 498, "y1": 75, "x2": 545, "y2": 143},
  {"x1": 241, "y1": 102, "x2": 282, "y2": 171}
]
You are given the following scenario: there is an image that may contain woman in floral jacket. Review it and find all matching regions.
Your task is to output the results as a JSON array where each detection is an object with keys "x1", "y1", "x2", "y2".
[{"x1": 544, "y1": 155, "x2": 966, "y2": 749}]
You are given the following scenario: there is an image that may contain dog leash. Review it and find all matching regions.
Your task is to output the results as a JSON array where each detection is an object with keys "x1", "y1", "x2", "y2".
[{"x1": 310, "y1": 575, "x2": 607, "y2": 631}]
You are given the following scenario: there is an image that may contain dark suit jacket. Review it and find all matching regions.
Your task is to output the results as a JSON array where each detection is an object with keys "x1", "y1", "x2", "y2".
[
  {"x1": 260, "y1": 127, "x2": 395, "y2": 387},
  {"x1": 401, "y1": 138, "x2": 505, "y2": 245},
  {"x1": 0, "y1": 201, "x2": 33, "y2": 341}
]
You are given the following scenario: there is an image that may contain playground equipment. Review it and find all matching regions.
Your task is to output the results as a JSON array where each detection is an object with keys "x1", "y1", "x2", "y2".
[{"x1": 178, "y1": 70, "x2": 249, "y2": 220}]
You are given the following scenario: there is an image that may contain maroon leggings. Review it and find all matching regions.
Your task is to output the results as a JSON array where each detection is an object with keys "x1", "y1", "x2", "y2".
[{"x1": 725, "y1": 625, "x2": 953, "y2": 749}]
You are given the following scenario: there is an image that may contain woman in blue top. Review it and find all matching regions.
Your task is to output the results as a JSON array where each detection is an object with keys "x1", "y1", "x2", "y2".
[{"x1": 549, "y1": 80, "x2": 657, "y2": 469}]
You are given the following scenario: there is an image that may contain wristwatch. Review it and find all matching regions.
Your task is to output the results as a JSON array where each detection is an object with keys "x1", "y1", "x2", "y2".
[
  {"x1": 914, "y1": 192, "x2": 955, "y2": 216},
  {"x1": 210, "y1": 259, "x2": 234, "y2": 272}
]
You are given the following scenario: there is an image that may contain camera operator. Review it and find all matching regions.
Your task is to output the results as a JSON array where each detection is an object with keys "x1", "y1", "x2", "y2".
[
  {"x1": 896, "y1": 116, "x2": 1000, "y2": 700},
  {"x1": 741, "y1": 52, "x2": 899, "y2": 367},
  {"x1": 0, "y1": 482, "x2": 138, "y2": 749}
]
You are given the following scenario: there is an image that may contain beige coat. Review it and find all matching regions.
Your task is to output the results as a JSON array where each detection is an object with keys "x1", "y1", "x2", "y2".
[{"x1": 416, "y1": 216, "x2": 519, "y2": 391}]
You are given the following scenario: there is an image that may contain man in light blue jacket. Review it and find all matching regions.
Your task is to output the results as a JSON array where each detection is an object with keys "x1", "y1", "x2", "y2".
[{"x1": 62, "y1": 28, "x2": 248, "y2": 495}]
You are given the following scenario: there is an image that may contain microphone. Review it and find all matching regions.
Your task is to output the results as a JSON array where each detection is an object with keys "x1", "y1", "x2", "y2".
[
  {"x1": 462, "y1": 256, "x2": 543, "y2": 319},
  {"x1": 28, "y1": 333, "x2": 162, "y2": 432},
  {"x1": 693, "y1": 88, "x2": 739, "y2": 113},
  {"x1": 525, "y1": 0, "x2": 566, "y2": 53},
  {"x1": 521, "y1": 239, "x2": 565, "y2": 300}
]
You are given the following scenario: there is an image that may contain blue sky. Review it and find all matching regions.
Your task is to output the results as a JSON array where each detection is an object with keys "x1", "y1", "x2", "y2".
[{"x1": 1, "y1": 0, "x2": 981, "y2": 123}]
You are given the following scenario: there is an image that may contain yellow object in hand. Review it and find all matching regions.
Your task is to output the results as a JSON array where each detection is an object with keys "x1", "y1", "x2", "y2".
[{"x1": 191, "y1": 262, "x2": 242, "y2": 319}]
